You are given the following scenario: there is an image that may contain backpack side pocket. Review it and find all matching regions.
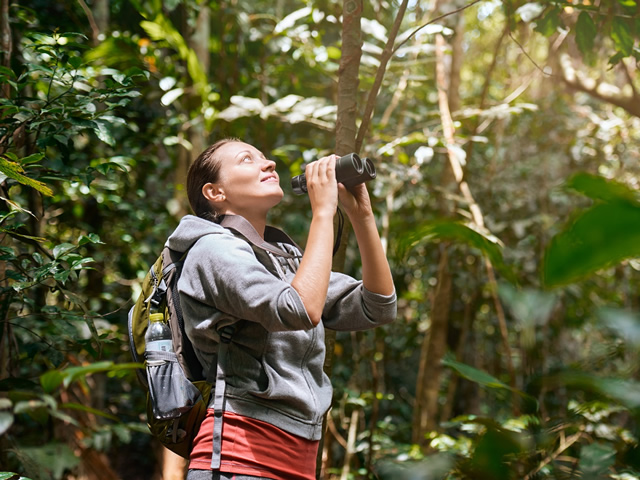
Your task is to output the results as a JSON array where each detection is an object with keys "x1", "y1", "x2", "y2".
[{"x1": 145, "y1": 350, "x2": 202, "y2": 420}]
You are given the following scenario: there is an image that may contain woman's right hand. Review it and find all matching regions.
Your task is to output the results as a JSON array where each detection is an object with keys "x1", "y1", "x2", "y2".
[{"x1": 304, "y1": 155, "x2": 339, "y2": 218}]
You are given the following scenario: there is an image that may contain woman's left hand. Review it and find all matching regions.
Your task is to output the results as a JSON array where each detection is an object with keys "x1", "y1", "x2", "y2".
[{"x1": 338, "y1": 182, "x2": 373, "y2": 221}]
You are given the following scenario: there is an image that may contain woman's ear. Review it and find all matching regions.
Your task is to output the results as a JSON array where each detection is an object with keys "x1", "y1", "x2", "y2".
[{"x1": 202, "y1": 183, "x2": 226, "y2": 204}]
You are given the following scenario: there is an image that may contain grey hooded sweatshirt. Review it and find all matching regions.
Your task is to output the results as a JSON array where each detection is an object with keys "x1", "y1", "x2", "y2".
[{"x1": 166, "y1": 214, "x2": 397, "y2": 441}]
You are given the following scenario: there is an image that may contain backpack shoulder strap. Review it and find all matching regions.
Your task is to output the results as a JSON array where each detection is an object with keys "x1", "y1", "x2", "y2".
[
  {"x1": 219, "y1": 214, "x2": 302, "y2": 258},
  {"x1": 209, "y1": 325, "x2": 235, "y2": 469}
]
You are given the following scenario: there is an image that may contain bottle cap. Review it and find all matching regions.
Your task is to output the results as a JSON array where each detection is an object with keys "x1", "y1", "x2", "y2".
[{"x1": 149, "y1": 313, "x2": 165, "y2": 322}]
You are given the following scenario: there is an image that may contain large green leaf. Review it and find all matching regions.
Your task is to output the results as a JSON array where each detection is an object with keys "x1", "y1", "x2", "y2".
[
  {"x1": 611, "y1": 17, "x2": 634, "y2": 57},
  {"x1": 548, "y1": 371, "x2": 640, "y2": 411},
  {"x1": 397, "y1": 219, "x2": 510, "y2": 277},
  {"x1": 566, "y1": 172, "x2": 640, "y2": 205},
  {"x1": 543, "y1": 201, "x2": 640, "y2": 287},
  {"x1": 0, "y1": 156, "x2": 53, "y2": 196},
  {"x1": 598, "y1": 308, "x2": 640, "y2": 350},
  {"x1": 579, "y1": 442, "x2": 616, "y2": 479},
  {"x1": 442, "y1": 355, "x2": 538, "y2": 409},
  {"x1": 543, "y1": 173, "x2": 640, "y2": 287},
  {"x1": 40, "y1": 362, "x2": 142, "y2": 392},
  {"x1": 576, "y1": 12, "x2": 597, "y2": 57}
]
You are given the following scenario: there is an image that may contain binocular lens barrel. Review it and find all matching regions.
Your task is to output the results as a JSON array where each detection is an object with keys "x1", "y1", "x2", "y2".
[{"x1": 291, "y1": 153, "x2": 376, "y2": 195}]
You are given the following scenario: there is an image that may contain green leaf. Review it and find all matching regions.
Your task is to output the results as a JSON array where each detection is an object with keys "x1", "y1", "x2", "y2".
[
  {"x1": 18, "y1": 153, "x2": 45, "y2": 166},
  {"x1": 78, "y1": 233, "x2": 103, "y2": 245},
  {"x1": 566, "y1": 172, "x2": 640, "y2": 205},
  {"x1": 575, "y1": 12, "x2": 596, "y2": 57},
  {"x1": 534, "y1": 7, "x2": 562, "y2": 37},
  {"x1": 59, "y1": 402, "x2": 120, "y2": 422},
  {"x1": 61, "y1": 361, "x2": 115, "y2": 388},
  {"x1": 608, "y1": 50, "x2": 626, "y2": 66},
  {"x1": 13, "y1": 396, "x2": 56, "y2": 415},
  {"x1": 397, "y1": 220, "x2": 509, "y2": 277},
  {"x1": 0, "y1": 411, "x2": 14, "y2": 436},
  {"x1": 0, "y1": 157, "x2": 53, "y2": 196},
  {"x1": 549, "y1": 371, "x2": 640, "y2": 410},
  {"x1": 52, "y1": 243, "x2": 75, "y2": 259},
  {"x1": 611, "y1": 17, "x2": 634, "y2": 56},
  {"x1": 40, "y1": 370, "x2": 64, "y2": 394},
  {"x1": 598, "y1": 308, "x2": 640, "y2": 349},
  {"x1": 0, "y1": 473, "x2": 33, "y2": 480},
  {"x1": 92, "y1": 120, "x2": 115, "y2": 146},
  {"x1": 543, "y1": 201, "x2": 640, "y2": 287},
  {"x1": 443, "y1": 355, "x2": 510, "y2": 389},
  {"x1": 579, "y1": 443, "x2": 616, "y2": 478},
  {"x1": 19, "y1": 443, "x2": 80, "y2": 480},
  {"x1": 68, "y1": 56, "x2": 83, "y2": 68},
  {"x1": 94, "y1": 161, "x2": 129, "y2": 175}
]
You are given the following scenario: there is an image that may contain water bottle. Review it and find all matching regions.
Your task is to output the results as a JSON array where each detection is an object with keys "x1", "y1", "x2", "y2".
[{"x1": 145, "y1": 313, "x2": 173, "y2": 353}]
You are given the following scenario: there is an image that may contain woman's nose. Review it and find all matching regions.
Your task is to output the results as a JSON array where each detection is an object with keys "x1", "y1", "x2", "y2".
[{"x1": 262, "y1": 159, "x2": 276, "y2": 170}]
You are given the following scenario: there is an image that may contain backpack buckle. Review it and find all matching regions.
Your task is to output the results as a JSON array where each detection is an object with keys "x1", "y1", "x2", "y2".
[{"x1": 218, "y1": 326, "x2": 235, "y2": 344}]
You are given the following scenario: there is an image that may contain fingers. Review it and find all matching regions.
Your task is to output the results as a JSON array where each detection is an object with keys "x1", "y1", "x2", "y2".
[
  {"x1": 304, "y1": 154, "x2": 339, "y2": 216},
  {"x1": 305, "y1": 154, "x2": 337, "y2": 185}
]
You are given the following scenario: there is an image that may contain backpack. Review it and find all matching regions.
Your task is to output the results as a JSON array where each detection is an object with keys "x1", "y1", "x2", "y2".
[
  {"x1": 128, "y1": 245, "x2": 213, "y2": 459},
  {"x1": 127, "y1": 215, "x2": 302, "y2": 462}
]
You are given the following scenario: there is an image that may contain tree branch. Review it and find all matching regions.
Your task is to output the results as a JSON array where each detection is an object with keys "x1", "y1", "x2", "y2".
[
  {"x1": 355, "y1": 0, "x2": 409, "y2": 153},
  {"x1": 560, "y1": 54, "x2": 640, "y2": 118},
  {"x1": 391, "y1": 0, "x2": 482, "y2": 56},
  {"x1": 356, "y1": 0, "x2": 483, "y2": 154},
  {"x1": 77, "y1": 0, "x2": 100, "y2": 45}
]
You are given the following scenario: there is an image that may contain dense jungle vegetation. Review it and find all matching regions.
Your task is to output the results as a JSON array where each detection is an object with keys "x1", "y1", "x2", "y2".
[{"x1": 1, "y1": 0, "x2": 639, "y2": 479}]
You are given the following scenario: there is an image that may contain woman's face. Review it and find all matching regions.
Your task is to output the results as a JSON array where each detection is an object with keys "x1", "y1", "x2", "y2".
[{"x1": 211, "y1": 141, "x2": 284, "y2": 217}]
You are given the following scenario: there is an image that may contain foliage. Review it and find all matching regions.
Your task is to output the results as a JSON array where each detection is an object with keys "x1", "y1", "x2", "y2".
[
  {"x1": 515, "y1": 0, "x2": 639, "y2": 65},
  {"x1": 1, "y1": 1, "x2": 639, "y2": 479},
  {"x1": 0, "y1": 28, "x2": 151, "y2": 478}
]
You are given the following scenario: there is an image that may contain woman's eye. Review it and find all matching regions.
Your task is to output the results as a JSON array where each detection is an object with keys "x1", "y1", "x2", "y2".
[{"x1": 242, "y1": 156, "x2": 252, "y2": 163}]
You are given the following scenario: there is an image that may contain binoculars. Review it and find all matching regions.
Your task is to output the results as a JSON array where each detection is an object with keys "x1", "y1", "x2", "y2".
[{"x1": 291, "y1": 153, "x2": 376, "y2": 195}]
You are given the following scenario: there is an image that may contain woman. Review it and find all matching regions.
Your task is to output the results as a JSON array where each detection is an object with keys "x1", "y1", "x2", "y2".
[{"x1": 166, "y1": 139, "x2": 396, "y2": 480}]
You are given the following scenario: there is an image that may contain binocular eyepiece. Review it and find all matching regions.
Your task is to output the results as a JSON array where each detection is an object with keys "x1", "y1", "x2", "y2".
[{"x1": 291, "y1": 153, "x2": 376, "y2": 195}]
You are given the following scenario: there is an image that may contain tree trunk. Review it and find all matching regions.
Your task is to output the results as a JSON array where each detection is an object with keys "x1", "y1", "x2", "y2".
[
  {"x1": 335, "y1": 0, "x2": 362, "y2": 157},
  {"x1": 188, "y1": 4, "x2": 210, "y2": 160},
  {"x1": 412, "y1": 245, "x2": 452, "y2": 444},
  {"x1": 92, "y1": 0, "x2": 109, "y2": 35},
  {"x1": 319, "y1": 1, "x2": 363, "y2": 478},
  {"x1": 173, "y1": 4, "x2": 211, "y2": 219}
]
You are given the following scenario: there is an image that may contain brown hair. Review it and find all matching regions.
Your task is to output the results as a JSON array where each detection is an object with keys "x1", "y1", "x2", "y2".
[{"x1": 186, "y1": 138, "x2": 239, "y2": 222}]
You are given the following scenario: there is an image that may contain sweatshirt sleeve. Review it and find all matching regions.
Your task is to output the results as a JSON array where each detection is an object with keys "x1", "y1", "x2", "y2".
[
  {"x1": 321, "y1": 272, "x2": 397, "y2": 331},
  {"x1": 179, "y1": 233, "x2": 314, "y2": 332}
]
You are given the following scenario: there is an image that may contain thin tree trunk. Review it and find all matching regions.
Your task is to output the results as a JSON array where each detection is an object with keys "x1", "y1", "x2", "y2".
[
  {"x1": 441, "y1": 289, "x2": 479, "y2": 421},
  {"x1": 412, "y1": 245, "x2": 452, "y2": 444},
  {"x1": 319, "y1": 2, "x2": 363, "y2": 477},
  {"x1": 188, "y1": 5, "x2": 210, "y2": 161},
  {"x1": 76, "y1": 0, "x2": 100, "y2": 45},
  {"x1": 354, "y1": 0, "x2": 409, "y2": 153},
  {"x1": 92, "y1": 0, "x2": 109, "y2": 35},
  {"x1": 173, "y1": 5, "x2": 211, "y2": 220},
  {"x1": 335, "y1": 0, "x2": 363, "y2": 157},
  {"x1": 339, "y1": 409, "x2": 360, "y2": 480}
]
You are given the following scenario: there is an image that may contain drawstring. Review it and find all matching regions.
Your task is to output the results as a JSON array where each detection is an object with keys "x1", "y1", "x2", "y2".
[{"x1": 333, "y1": 208, "x2": 344, "y2": 256}]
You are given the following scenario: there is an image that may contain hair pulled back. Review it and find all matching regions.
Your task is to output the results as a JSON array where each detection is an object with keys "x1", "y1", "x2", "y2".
[{"x1": 186, "y1": 138, "x2": 238, "y2": 222}]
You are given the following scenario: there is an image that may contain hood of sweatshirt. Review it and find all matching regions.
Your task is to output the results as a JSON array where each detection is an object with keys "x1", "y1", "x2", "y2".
[{"x1": 165, "y1": 215, "x2": 232, "y2": 252}]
